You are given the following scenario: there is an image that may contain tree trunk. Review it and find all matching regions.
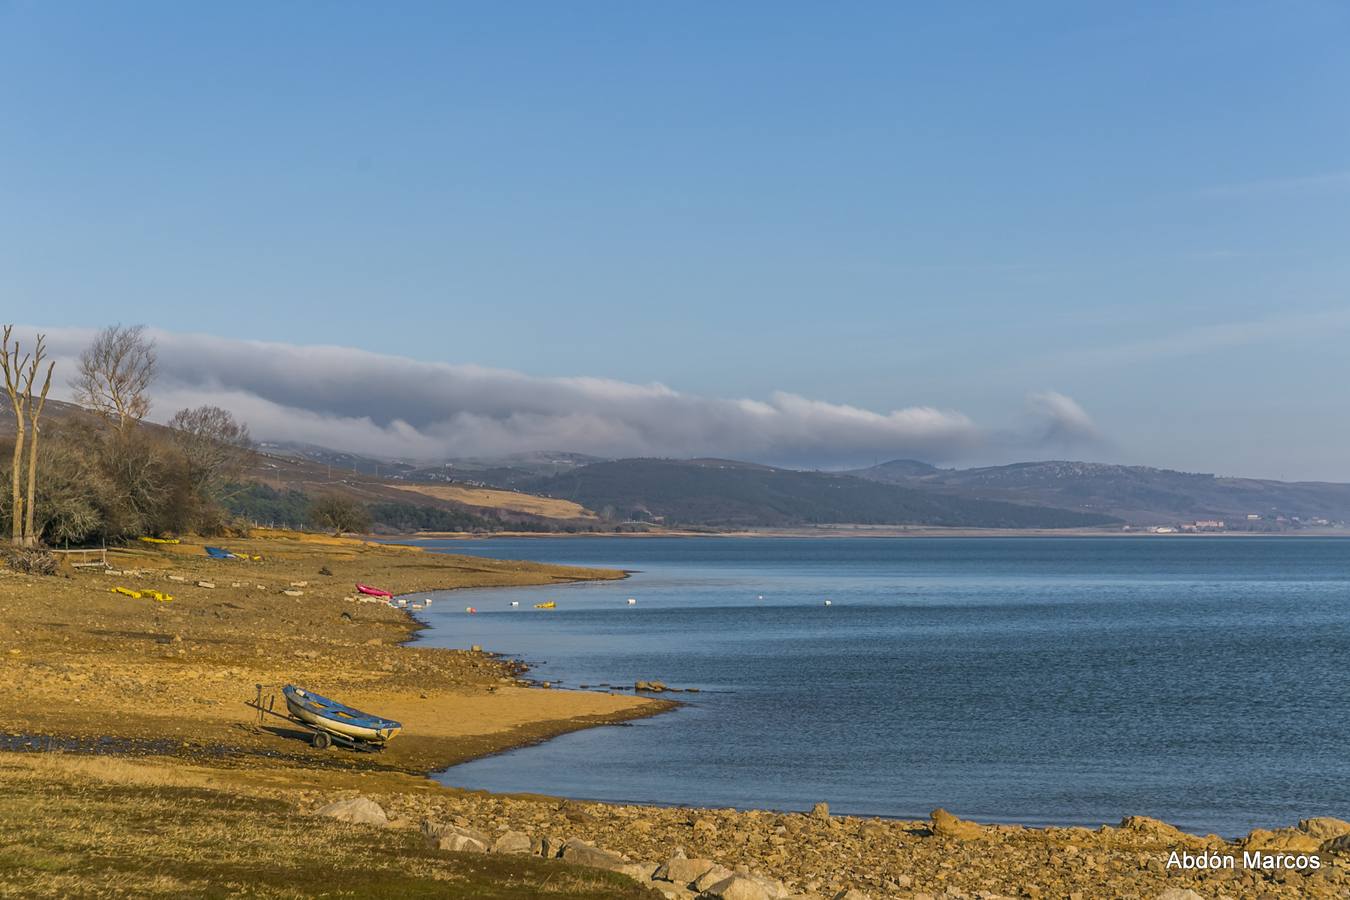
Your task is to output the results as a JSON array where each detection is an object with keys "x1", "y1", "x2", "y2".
[
  {"x1": 22, "y1": 363, "x2": 52, "y2": 547},
  {"x1": 23, "y1": 420, "x2": 38, "y2": 547},
  {"x1": 10, "y1": 417, "x2": 23, "y2": 546}
]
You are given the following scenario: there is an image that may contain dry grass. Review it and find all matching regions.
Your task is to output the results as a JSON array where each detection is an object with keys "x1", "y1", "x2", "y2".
[
  {"x1": 0, "y1": 756, "x2": 658, "y2": 898},
  {"x1": 389, "y1": 484, "x2": 596, "y2": 520}
]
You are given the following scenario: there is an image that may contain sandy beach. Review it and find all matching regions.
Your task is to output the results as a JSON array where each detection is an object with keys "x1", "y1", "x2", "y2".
[{"x1": 2, "y1": 531, "x2": 1347, "y2": 898}]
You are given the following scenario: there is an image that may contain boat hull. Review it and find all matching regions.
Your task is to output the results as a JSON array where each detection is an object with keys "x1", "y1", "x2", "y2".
[{"x1": 283, "y1": 686, "x2": 401, "y2": 743}]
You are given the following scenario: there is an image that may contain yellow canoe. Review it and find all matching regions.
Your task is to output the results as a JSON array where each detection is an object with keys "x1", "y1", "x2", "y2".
[{"x1": 534, "y1": 601, "x2": 556, "y2": 609}]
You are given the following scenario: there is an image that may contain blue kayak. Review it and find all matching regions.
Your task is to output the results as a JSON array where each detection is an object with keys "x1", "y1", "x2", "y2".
[{"x1": 282, "y1": 685, "x2": 402, "y2": 743}]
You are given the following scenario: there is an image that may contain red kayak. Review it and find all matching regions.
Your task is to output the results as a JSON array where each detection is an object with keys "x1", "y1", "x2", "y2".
[{"x1": 356, "y1": 583, "x2": 393, "y2": 598}]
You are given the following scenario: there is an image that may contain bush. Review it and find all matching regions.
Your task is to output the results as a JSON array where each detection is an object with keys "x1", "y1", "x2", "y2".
[{"x1": 1, "y1": 547, "x2": 58, "y2": 576}]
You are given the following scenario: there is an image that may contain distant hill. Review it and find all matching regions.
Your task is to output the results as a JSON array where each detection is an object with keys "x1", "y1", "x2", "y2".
[
  {"x1": 524, "y1": 458, "x2": 1120, "y2": 528},
  {"x1": 848, "y1": 459, "x2": 1350, "y2": 526},
  {"x1": 256, "y1": 442, "x2": 603, "y2": 490}
]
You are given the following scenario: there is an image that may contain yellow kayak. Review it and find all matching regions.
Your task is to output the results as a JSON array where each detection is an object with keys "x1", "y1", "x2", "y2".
[{"x1": 534, "y1": 601, "x2": 556, "y2": 609}]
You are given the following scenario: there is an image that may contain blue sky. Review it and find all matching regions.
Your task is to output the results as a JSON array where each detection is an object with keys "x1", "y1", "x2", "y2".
[{"x1": 3, "y1": 3, "x2": 1349, "y2": 478}]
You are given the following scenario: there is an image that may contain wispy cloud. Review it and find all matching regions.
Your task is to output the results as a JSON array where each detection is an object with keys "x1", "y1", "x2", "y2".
[{"x1": 30, "y1": 327, "x2": 1099, "y2": 467}]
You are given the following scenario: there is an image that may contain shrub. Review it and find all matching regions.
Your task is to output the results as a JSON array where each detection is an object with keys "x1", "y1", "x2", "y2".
[{"x1": 1, "y1": 547, "x2": 58, "y2": 576}]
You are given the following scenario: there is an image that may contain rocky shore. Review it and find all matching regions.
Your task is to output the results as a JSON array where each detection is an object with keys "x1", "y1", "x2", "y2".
[{"x1": 302, "y1": 788, "x2": 1350, "y2": 899}]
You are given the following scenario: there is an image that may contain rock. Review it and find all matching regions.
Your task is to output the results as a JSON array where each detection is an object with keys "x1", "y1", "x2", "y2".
[
  {"x1": 1243, "y1": 827, "x2": 1321, "y2": 853},
  {"x1": 1118, "y1": 815, "x2": 1189, "y2": 842},
  {"x1": 195, "y1": 581, "x2": 215, "y2": 588},
  {"x1": 693, "y1": 864, "x2": 736, "y2": 892},
  {"x1": 315, "y1": 797, "x2": 388, "y2": 827},
  {"x1": 810, "y1": 802, "x2": 830, "y2": 821},
  {"x1": 655, "y1": 856, "x2": 716, "y2": 884},
  {"x1": 615, "y1": 862, "x2": 659, "y2": 882},
  {"x1": 558, "y1": 838, "x2": 628, "y2": 871},
  {"x1": 490, "y1": 830, "x2": 532, "y2": 854},
  {"x1": 635, "y1": 680, "x2": 668, "y2": 692},
  {"x1": 654, "y1": 886, "x2": 698, "y2": 900},
  {"x1": 282, "y1": 589, "x2": 303, "y2": 597},
  {"x1": 1156, "y1": 890, "x2": 1205, "y2": 900},
  {"x1": 439, "y1": 833, "x2": 488, "y2": 853},
  {"x1": 1321, "y1": 833, "x2": 1350, "y2": 852},
  {"x1": 1299, "y1": 816, "x2": 1350, "y2": 840},
  {"x1": 930, "y1": 807, "x2": 983, "y2": 841},
  {"x1": 831, "y1": 891, "x2": 869, "y2": 900},
  {"x1": 701, "y1": 874, "x2": 771, "y2": 900},
  {"x1": 422, "y1": 819, "x2": 490, "y2": 851},
  {"x1": 692, "y1": 817, "x2": 718, "y2": 839}
]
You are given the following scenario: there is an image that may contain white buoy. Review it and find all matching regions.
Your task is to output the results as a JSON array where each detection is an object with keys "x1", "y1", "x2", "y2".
[
  {"x1": 424, "y1": 598, "x2": 433, "y2": 605},
  {"x1": 823, "y1": 599, "x2": 832, "y2": 606},
  {"x1": 757, "y1": 595, "x2": 764, "y2": 600},
  {"x1": 510, "y1": 600, "x2": 520, "y2": 607},
  {"x1": 627, "y1": 598, "x2": 637, "y2": 605}
]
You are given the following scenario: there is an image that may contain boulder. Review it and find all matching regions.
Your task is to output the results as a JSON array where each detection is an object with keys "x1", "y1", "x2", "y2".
[
  {"x1": 1322, "y1": 833, "x2": 1350, "y2": 853},
  {"x1": 1243, "y1": 827, "x2": 1321, "y2": 853},
  {"x1": 701, "y1": 874, "x2": 771, "y2": 900},
  {"x1": 1118, "y1": 815, "x2": 1197, "y2": 844},
  {"x1": 1156, "y1": 890, "x2": 1205, "y2": 900},
  {"x1": 655, "y1": 856, "x2": 716, "y2": 884},
  {"x1": 810, "y1": 802, "x2": 830, "y2": 821},
  {"x1": 490, "y1": 830, "x2": 532, "y2": 854},
  {"x1": 438, "y1": 833, "x2": 488, "y2": 853},
  {"x1": 832, "y1": 891, "x2": 870, "y2": 900},
  {"x1": 929, "y1": 807, "x2": 982, "y2": 841},
  {"x1": 615, "y1": 862, "x2": 659, "y2": 882},
  {"x1": 692, "y1": 864, "x2": 736, "y2": 892},
  {"x1": 559, "y1": 838, "x2": 628, "y2": 871},
  {"x1": 422, "y1": 819, "x2": 490, "y2": 852},
  {"x1": 315, "y1": 797, "x2": 388, "y2": 827},
  {"x1": 1299, "y1": 817, "x2": 1350, "y2": 840}
]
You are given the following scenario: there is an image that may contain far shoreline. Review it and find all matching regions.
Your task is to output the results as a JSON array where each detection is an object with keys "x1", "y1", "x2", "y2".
[{"x1": 385, "y1": 526, "x2": 1350, "y2": 540}]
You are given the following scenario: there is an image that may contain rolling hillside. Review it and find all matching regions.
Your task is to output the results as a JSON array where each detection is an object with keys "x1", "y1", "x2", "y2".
[
  {"x1": 524, "y1": 458, "x2": 1120, "y2": 528},
  {"x1": 849, "y1": 459, "x2": 1350, "y2": 526}
]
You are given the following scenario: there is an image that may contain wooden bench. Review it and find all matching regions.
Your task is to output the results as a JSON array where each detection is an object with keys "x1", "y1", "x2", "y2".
[{"x1": 51, "y1": 548, "x2": 107, "y2": 568}]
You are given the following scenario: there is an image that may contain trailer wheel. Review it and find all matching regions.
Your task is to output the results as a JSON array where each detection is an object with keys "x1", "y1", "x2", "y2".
[{"x1": 311, "y1": 731, "x2": 331, "y2": 750}]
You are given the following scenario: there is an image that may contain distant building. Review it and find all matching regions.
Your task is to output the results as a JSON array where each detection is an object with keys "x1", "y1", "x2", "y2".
[
  {"x1": 1193, "y1": 519, "x2": 1225, "y2": 530},
  {"x1": 1246, "y1": 513, "x2": 1261, "y2": 520},
  {"x1": 1151, "y1": 526, "x2": 1178, "y2": 534}
]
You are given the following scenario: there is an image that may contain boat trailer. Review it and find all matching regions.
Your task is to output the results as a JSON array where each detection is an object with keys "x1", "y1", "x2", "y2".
[{"x1": 246, "y1": 684, "x2": 387, "y2": 752}]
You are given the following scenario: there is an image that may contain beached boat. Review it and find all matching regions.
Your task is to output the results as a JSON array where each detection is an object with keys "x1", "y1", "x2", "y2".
[
  {"x1": 282, "y1": 685, "x2": 401, "y2": 744},
  {"x1": 534, "y1": 600, "x2": 556, "y2": 609},
  {"x1": 355, "y1": 583, "x2": 393, "y2": 598}
]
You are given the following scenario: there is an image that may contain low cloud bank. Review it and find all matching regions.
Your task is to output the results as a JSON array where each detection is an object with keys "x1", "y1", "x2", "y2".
[{"x1": 35, "y1": 327, "x2": 1098, "y2": 467}]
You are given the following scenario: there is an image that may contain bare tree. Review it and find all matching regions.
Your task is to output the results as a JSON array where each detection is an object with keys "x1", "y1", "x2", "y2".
[
  {"x1": 71, "y1": 324, "x2": 156, "y2": 433},
  {"x1": 1, "y1": 326, "x2": 55, "y2": 546},
  {"x1": 167, "y1": 405, "x2": 254, "y2": 503},
  {"x1": 1, "y1": 326, "x2": 27, "y2": 545}
]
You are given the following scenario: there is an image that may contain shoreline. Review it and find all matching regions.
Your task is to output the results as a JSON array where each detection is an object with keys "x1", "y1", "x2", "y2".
[
  {"x1": 397, "y1": 526, "x2": 1350, "y2": 539},
  {"x1": 3, "y1": 529, "x2": 1348, "y2": 897}
]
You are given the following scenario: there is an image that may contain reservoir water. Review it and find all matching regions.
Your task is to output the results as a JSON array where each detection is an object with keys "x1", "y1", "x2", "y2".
[{"x1": 405, "y1": 536, "x2": 1350, "y2": 836}]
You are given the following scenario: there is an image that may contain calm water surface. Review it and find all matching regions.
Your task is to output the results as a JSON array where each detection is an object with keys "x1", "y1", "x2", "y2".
[{"x1": 403, "y1": 536, "x2": 1350, "y2": 836}]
